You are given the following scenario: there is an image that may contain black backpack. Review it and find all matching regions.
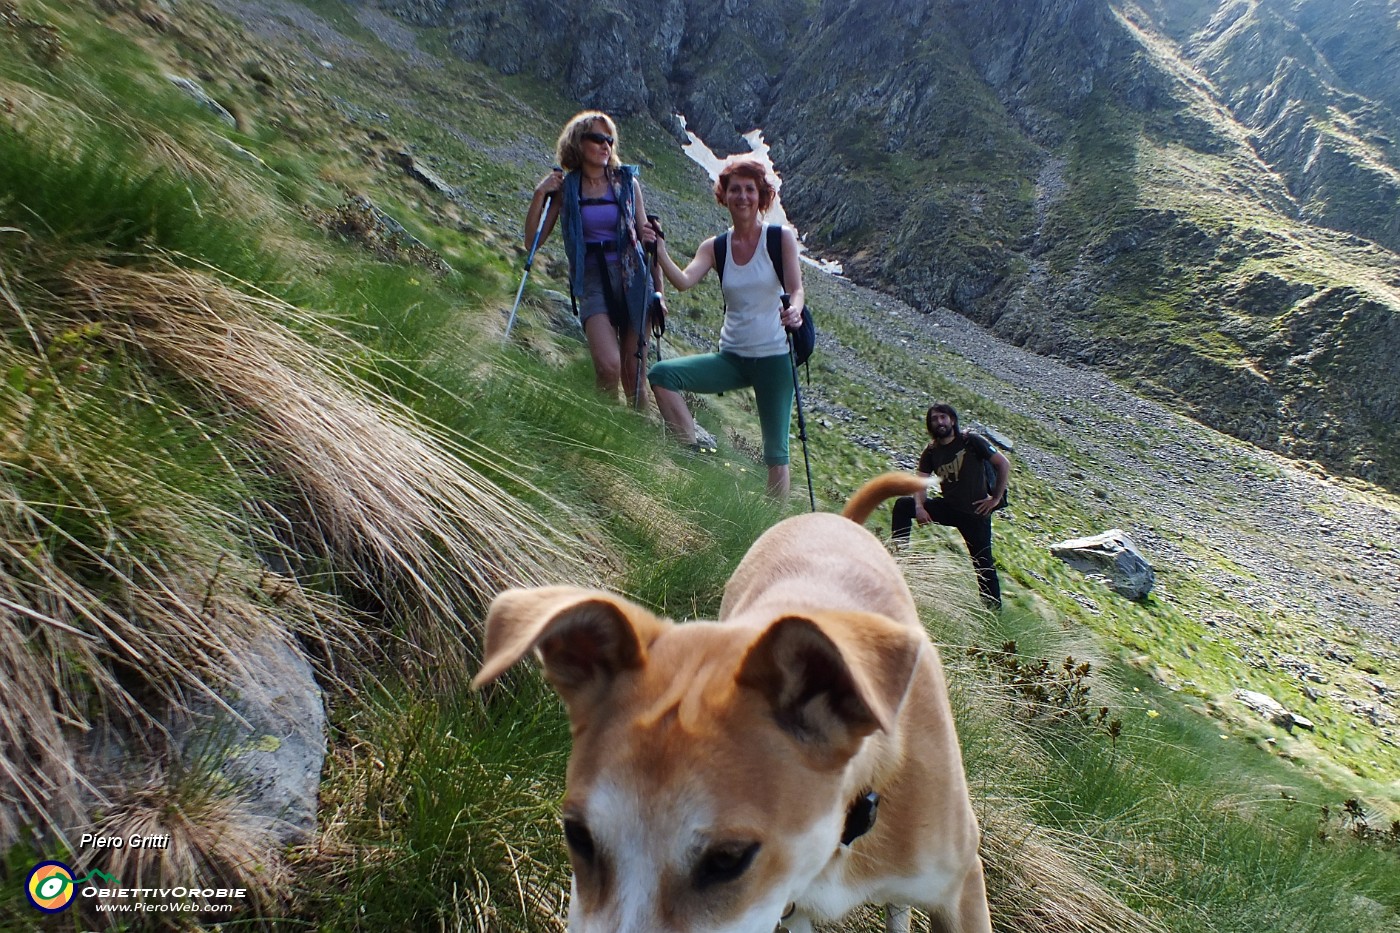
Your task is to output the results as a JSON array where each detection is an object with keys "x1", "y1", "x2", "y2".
[
  {"x1": 713, "y1": 224, "x2": 816, "y2": 367},
  {"x1": 976, "y1": 436, "x2": 1009, "y2": 511}
]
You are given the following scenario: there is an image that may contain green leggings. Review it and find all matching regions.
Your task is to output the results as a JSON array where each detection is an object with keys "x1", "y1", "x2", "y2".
[{"x1": 649, "y1": 350, "x2": 794, "y2": 465}]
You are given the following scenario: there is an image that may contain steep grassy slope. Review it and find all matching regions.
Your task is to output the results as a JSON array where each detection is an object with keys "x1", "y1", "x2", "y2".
[
  {"x1": 1, "y1": 1, "x2": 1398, "y2": 931},
  {"x1": 356, "y1": 0, "x2": 1400, "y2": 489}
]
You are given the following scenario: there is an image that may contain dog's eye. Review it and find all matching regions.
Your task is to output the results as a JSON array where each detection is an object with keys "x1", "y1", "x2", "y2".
[
  {"x1": 562, "y1": 817, "x2": 596, "y2": 863},
  {"x1": 694, "y1": 841, "x2": 760, "y2": 889}
]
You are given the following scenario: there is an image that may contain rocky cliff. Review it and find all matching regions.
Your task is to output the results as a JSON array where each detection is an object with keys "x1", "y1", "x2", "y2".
[
  {"x1": 377, "y1": 0, "x2": 1400, "y2": 487},
  {"x1": 379, "y1": 0, "x2": 805, "y2": 153}
]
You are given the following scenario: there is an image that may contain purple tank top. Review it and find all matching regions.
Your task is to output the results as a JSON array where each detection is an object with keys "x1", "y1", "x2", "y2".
[{"x1": 580, "y1": 186, "x2": 619, "y2": 262}]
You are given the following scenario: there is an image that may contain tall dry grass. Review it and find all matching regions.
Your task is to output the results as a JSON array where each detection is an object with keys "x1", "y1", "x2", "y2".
[
  {"x1": 56, "y1": 254, "x2": 594, "y2": 652},
  {"x1": 889, "y1": 547, "x2": 1169, "y2": 933},
  {"x1": 1, "y1": 244, "x2": 591, "y2": 892}
]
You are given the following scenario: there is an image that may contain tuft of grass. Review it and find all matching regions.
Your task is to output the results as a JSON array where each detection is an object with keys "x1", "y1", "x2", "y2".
[
  {"x1": 91, "y1": 744, "x2": 290, "y2": 916},
  {"x1": 301, "y1": 682, "x2": 572, "y2": 932},
  {"x1": 1, "y1": 94, "x2": 588, "y2": 895},
  {"x1": 1, "y1": 272, "x2": 346, "y2": 848}
]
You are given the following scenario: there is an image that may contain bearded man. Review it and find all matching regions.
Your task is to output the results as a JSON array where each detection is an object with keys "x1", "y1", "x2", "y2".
[{"x1": 891, "y1": 403, "x2": 1011, "y2": 610}]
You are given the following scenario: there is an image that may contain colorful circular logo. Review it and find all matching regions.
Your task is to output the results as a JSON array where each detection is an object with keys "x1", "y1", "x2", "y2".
[{"x1": 26, "y1": 861, "x2": 76, "y2": 913}]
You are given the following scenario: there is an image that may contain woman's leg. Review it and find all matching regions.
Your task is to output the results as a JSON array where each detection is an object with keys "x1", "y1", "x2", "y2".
[
  {"x1": 749, "y1": 354, "x2": 795, "y2": 500},
  {"x1": 652, "y1": 385, "x2": 695, "y2": 443},
  {"x1": 649, "y1": 353, "x2": 746, "y2": 446},
  {"x1": 766, "y1": 464, "x2": 790, "y2": 500},
  {"x1": 582, "y1": 313, "x2": 623, "y2": 397}
]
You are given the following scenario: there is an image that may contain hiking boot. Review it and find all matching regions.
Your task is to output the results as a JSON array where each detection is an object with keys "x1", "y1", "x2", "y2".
[{"x1": 692, "y1": 424, "x2": 718, "y2": 453}]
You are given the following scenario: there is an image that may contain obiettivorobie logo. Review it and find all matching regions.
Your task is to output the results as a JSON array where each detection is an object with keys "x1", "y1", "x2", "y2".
[
  {"x1": 24, "y1": 857, "x2": 248, "y2": 917},
  {"x1": 25, "y1": 862, "x2": 119, "y2": 913}
]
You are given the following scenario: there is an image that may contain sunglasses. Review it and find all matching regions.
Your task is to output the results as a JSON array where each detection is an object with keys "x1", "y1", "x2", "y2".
[{"x1": 583, "y1": 131, "x2": 615, "y2": 146}]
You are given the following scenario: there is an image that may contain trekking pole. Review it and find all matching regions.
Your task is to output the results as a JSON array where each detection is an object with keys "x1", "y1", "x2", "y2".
[
  {"x1": 634, "y1": 246, "x2": 661, "y2": 410},
  {"x1": 634, "y1": 213, "x2": 666, "y2": 409},
  {"x1": 783, "y1": 293, "x2": 816, "y2": 512},
  {"x1": 504, "y1": 187, "x2": 554, "y2": 342}
]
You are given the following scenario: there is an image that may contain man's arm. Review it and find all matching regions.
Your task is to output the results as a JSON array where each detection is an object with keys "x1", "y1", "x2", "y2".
[{"x1": 974, "y1": 451, "x2": 1011, "y2": 516}]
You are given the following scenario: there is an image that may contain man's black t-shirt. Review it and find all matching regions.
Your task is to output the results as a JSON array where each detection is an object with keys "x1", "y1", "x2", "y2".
[{"x1": 917, "y1": 433, "x2": 996, "y2": 515}]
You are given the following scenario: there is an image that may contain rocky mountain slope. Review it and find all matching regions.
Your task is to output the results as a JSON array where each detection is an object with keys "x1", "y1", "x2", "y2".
[{"x1": 379, "y1": 0, "x2": 1400, "y2": 490}]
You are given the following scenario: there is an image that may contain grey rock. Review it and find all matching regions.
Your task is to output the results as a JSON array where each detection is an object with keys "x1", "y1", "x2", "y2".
[
  {"x1": 181, "y1": 635, "x2": 326, "y2": 847},
  {"x1": 1235, "y1": 689, "x2": 1315, "y2": 733},
  {"x1": 216, "y1": 136, "x2": 266, "y2": 167},
  {"x1": 1050, "y1": 529, "x2": 1155, "y2": 599},
  {"x1": 971, "y1": 421, "x2": 1015, "y2": 451},
  {"x1": 391, "y1": 149, "x2": 456, "y2": 197},
  {"x1": 75, "y1": 634, "x2": 327, "y2": 852},
  {"x1": 538, "y1": 288, "x2": 576, "y2": 332},
  {"x1": 166, "y1": 75, "x2": 237, "y2": 127}
]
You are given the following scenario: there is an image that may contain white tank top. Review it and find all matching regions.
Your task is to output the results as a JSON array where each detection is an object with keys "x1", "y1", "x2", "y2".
[{"x1": 719, "y1": 225, "x2": 789, "y2": 358}]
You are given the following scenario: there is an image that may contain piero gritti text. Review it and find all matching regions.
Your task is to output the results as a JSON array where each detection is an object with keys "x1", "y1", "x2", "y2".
[{"x1": 78, "y1": 832, "x2": 172, "y2": 850}]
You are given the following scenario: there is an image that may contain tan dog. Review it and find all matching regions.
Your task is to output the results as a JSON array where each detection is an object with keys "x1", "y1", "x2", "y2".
[{"x1": 473, "y1": 473, "x2": 992, "y2": 933}]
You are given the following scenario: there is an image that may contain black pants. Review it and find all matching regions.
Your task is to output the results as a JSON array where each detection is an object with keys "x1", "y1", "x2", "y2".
[{"x1": 892, "y1": 496, "x2": 1002, "y2": 609}]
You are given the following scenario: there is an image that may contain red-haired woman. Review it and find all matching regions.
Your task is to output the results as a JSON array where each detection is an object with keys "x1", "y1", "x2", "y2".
[
  {"x1": 522, "y1": 111, "x2": 658, "y2": 401},
  {"x1": 648, "y1": 155, "x2": 806, "y2": 500}
]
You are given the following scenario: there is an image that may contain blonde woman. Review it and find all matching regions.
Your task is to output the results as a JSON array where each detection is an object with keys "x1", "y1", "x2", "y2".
[{"x1": 522, "y1": 111, "x2": 659, "y2": 402}]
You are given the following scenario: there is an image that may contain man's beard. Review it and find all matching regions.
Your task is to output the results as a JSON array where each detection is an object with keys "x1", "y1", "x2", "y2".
[{"x1": 932, "y1": 424, "x2": 953, "y2": 439}]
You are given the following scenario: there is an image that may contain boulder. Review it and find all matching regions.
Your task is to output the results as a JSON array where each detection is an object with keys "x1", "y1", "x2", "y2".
[
  {"x1": 77, "y1": 634, "x2": 326, "y2": 850},
  {"x1": 971, "y1": 421, "x2": 1015, "y2": 451},
  {"x1": 165, "y1": 75, "x2": 237, "y2": 127},
  {"x1": 390, "y1": 149, "x2": 456, "y2": 197},
  {"x1": 180, "y1": 634, "x2": 327, "y2": 846},
  {"x1": 1235, "y1": 689, "x2": 1316, "y2": 734},
  {"x1": 1050, "y1": 529, "x2": 1154, "y2": 599}
]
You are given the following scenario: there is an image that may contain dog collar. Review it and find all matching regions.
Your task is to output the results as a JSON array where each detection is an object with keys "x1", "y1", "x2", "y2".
[
  {"x1": 840, "y1": 789, "x2": 880, "y2": 847},
  {"x1": 778, "y1": 794, "x2": 879, "y2": 930}
]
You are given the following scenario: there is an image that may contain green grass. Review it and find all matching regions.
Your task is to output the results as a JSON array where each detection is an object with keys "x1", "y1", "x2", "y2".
[
  {"x1": 299, "y1": 680, "x2": 573, "y2": 931},
  {"x1": 2, "y1": 3, "x2": 1399, "y2": 932}
]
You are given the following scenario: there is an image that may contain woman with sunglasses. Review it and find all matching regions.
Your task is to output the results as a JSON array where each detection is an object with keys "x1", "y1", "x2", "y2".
[
  {"x1": 647, "y1": 156, "x2": 805, "y2": 501},
  {"x1": 522, "y1": 111, "x2": 659, "y2": 403}
]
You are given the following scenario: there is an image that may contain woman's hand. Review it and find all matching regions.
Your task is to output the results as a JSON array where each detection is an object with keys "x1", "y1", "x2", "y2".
[
  {"x1": 534, "y1": 169, "x2": 564, "y2": 197},
  {"x1": 780, "y1": 298, "x2": 804, "y2": 330},
  {"x1": 778, "y1": 227, "x2": 806, "y2": 330},
  {"x1": 524, "y1": 170, "x2": 564, "y2": 250}
]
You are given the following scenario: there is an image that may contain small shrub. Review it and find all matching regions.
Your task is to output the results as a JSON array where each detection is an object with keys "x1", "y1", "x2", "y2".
[
  {"x1": 306, "y1": 195, "x2": 450, "y2": 274},
  {"x1": 969, "y1": 640, "x2": 1121, "y2": 739},
  {"x1": 1318, "y1": 798, "x2": 1400, "y2": 852}
]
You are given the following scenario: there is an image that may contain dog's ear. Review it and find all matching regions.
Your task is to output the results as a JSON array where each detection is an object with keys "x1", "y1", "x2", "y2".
[
  {"x1": 736, "y1": 612, "x2": 921, "y2": 765},
  {"x1": 473, "y1": 586, "x2": 665, "y2": 708}
]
